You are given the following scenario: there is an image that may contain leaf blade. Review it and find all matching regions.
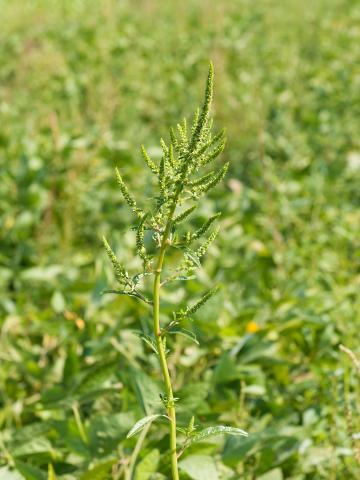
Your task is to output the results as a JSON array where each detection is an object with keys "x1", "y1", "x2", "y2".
[
  {"x1": 189, "y1": 425, "x2": 248, "y2": 446},
  {"x1": 167, "y1": 327, "x2": 199, "y2": 345},
  {"x1": 127, "y1": 414, "x2": 166, "y2": 439}
]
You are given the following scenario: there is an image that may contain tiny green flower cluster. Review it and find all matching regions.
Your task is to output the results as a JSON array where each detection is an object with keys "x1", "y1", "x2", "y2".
[
  {"x1": 102, "y1": 63, "x2": 236, "y2": 479},
  {"x1": 104, "y1": 62, "x2": 227, "y2": 299}
]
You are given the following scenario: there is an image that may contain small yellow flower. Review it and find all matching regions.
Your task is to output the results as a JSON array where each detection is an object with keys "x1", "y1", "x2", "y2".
[{"x1": 246, "y1": 321, "x2": 259, "y2": 333}]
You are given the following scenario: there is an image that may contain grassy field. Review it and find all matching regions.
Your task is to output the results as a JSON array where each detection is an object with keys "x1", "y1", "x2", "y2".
[{"x1": 1, "y1": 0, "x2": 360, "y2": 478}]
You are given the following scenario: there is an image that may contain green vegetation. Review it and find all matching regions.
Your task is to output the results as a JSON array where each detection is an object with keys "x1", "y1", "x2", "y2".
[
  {"x1": 104, "y1": 63, "x2": 247, "y2": 479},
  {"x1": 1, "y1": 0, "x2": 360, "y2": 479}
]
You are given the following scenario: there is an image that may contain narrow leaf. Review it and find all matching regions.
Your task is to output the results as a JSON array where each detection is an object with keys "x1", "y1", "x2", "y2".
[
  {"x1": 127, "y1": 414, "x2": 165, "y2": 439},
  {"x1": 138, "y1": 333, "x2": 159, "y2": 354},
  {"x1": 189, "y1": 425, "x2": 248, "y2": 446},
  {"x1": 167, "y1": 327, "x2": 199, "y2": 345}
]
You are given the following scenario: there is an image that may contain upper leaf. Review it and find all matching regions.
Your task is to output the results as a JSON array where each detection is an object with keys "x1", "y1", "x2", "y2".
[
  {"x1": 189, "y1": 425, "x2": 248, "y2": 446},
  {"x1": 127, "y1": 414, "x2": 166, "y2": 438}
]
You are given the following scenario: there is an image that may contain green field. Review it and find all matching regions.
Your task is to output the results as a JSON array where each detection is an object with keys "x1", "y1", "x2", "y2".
[{"x1": 1, "y1": 0, "x2": 360, "y2": 478}]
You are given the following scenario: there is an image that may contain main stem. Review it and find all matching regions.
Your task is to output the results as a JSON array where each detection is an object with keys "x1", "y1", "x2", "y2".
[{"x1": 153, "y1": 201, "x2": 179, "y2": 480}]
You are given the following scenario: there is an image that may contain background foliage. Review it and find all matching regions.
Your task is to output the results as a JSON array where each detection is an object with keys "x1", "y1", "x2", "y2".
[{"x1": 1, "y1": 0, "x2": 359, "y2": 478}]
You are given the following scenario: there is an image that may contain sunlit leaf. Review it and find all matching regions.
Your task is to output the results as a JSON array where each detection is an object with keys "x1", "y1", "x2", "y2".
[
  {"x1": 135, "y1": 449, "x2": 160, "y2": 480},
  {"x1": 127, "y1": 414, "x2": 166, "y2": 438},
  {"x1": 179, "y1": 455, "x2": 219, "y2": 480},
  {"x1": 189, "y1": 426, "x2": 248, "y2": 446},
  {"x1": 80, "y1": 460, "x2": 115, "y2": 480}
]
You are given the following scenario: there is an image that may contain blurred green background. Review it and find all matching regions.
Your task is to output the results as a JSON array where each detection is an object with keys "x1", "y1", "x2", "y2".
[{"x1": 1, "y1": 0, "x2": 360, "y2": 478}]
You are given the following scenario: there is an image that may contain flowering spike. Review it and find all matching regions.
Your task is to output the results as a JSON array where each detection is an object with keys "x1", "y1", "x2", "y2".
[
  {"x1": 159, "y1": 155, "x2": 166, "y2": 197},
  {"x1": 189, "y1": 62, "x2": 214, "y2": 153},
  {"x1": 196, "y1": 163, "x2": 229, "y2": 195},
  {"x1": 141, "y1": 145, "x2": 159, "y2": 174},
  {"x1": 188, "y1": 171, "x2": 216, "y2": 188},
  {"x1": 177, "y1": 118, "x2": 188, "y2": 147},
  {"x1": 100, "y1": 65, "x2": 236, "y2": 475},
  {"x1": 115, "y1": 167, "x2": 144, "y2": 218},
  {"x1": 194, "y1": 128, "x2": 226, "y2": 159},
  {"x1": 136, "y1": 214, "x2": 150, "y2": 268},
  {"x1": 200, "y1": 140, "x2": 226, "y2": 167},
  {"x1": 196, "y1": 227, "x2": 219, "y2": 260},
  {"x1": 102, "y1": 236, "x2": 129, "y2": 286},
  {"x1": 192, "y1": 213, "x2": 221, "y2": 241},
  {"x1": 191, "y1": 108, "x2": 200, "y2": 135},
  {"x1": 169, "y1": 127, "x2": 179, "y2": 152},
  {"x1": 179, "y1": 286, "x2": 220, "y2": 318},
  {"x1": 174, "y1": 205, "x2": 197, "y2": 224}
]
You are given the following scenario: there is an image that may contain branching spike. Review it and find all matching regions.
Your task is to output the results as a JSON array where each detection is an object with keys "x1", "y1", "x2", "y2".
[
  {"x1": 180, "y1": 286, "x2": 220, "y2": 318},
  {"x1": 103, "y1": 236, "x2": 129, "y2": 286},
  {"x1": 192, "y1": 213, "x2": 221, "y2": 241},
  {"x1": 115, "y1": 167, "x2": 144, "y2": 218},
  {"x1": 174, "y1": 205, "x2": 197, "y2": 224},
  {"x1": 141, "y1": 145, "x2": 159, "y2": 174},
  {"x1": 189, "y1": 62, "x2": 214, "y2": 153}
]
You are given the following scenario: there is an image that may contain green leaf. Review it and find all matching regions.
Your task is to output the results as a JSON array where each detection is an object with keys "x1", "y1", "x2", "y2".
[
  {"x1": 176, "y1": 382, "x2": 209, "y2": 412},
  {"x1": 179, "y1": 455, "x2": 219, "y2": 480},
  {"x1": 88, "y1": 412, "x2": 135, "y2": 457},
  {"x1": 222, "y1": 435, "x2": 259, "y2": 465},
  {"x1": 52, "y1": 418, "x2": 89, "y2": 458},
  {"x1": 222, "y1": 430, "x2": 297, "y2": 468},
  {"x1": 74, "y1": 360, "x2": 118, "y2": 397},
  {"x1": 63, "y1": 341, "x2": 79, "y2": 386},
  {"x1": 257, "y1": 468, "x2": 283, "y2": 480},
  {"x1": 167, "y1": 327, "x2": 199, "y2": 345},
  {"x1": 11, "y1": 437, "x2": 53, "y2": 458},
  {"x1": 8, "y1": 423, "x2": 53, "y2": 447},
  {"x1": 14, "y1": 462, "x2": 46, "y2": 480},
  {"x1": 80, "y1": 460, "x2": 115, "y2": 480},
  {"x1": 137, "y1": 333, "x2": 158, "y2": 354},
  {"x1": 189, "y1": 426, "x2": 248, "y2": 445},
  {"x1": 127, "y1": 414, "x2": 165, "y2": 438},
  {"x1": 129, "y1": 367, "x2": 161, "y2": 415},
  {"x1": 135, "y1": 449, "x2": 160, "y2": 480},
  {"x1": 212, "y1": 353, "x2": 242, "y2": 384}
]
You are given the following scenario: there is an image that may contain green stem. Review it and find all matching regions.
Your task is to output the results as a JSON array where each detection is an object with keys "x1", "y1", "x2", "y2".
[
  {"x1": 72, "y1": 402, "x2": 88, "y2": 445},
  {"x1": 153, "y1": 201, "x2": 179, "y2": 480},
  {"x1": 125, "y1": 422, "x2": 151, "y2": 480}
]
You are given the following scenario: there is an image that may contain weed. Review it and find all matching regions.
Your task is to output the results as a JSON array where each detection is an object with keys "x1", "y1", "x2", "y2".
[{"x1": 103, "y1": 64, "x2": 247, "y2": 479}]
